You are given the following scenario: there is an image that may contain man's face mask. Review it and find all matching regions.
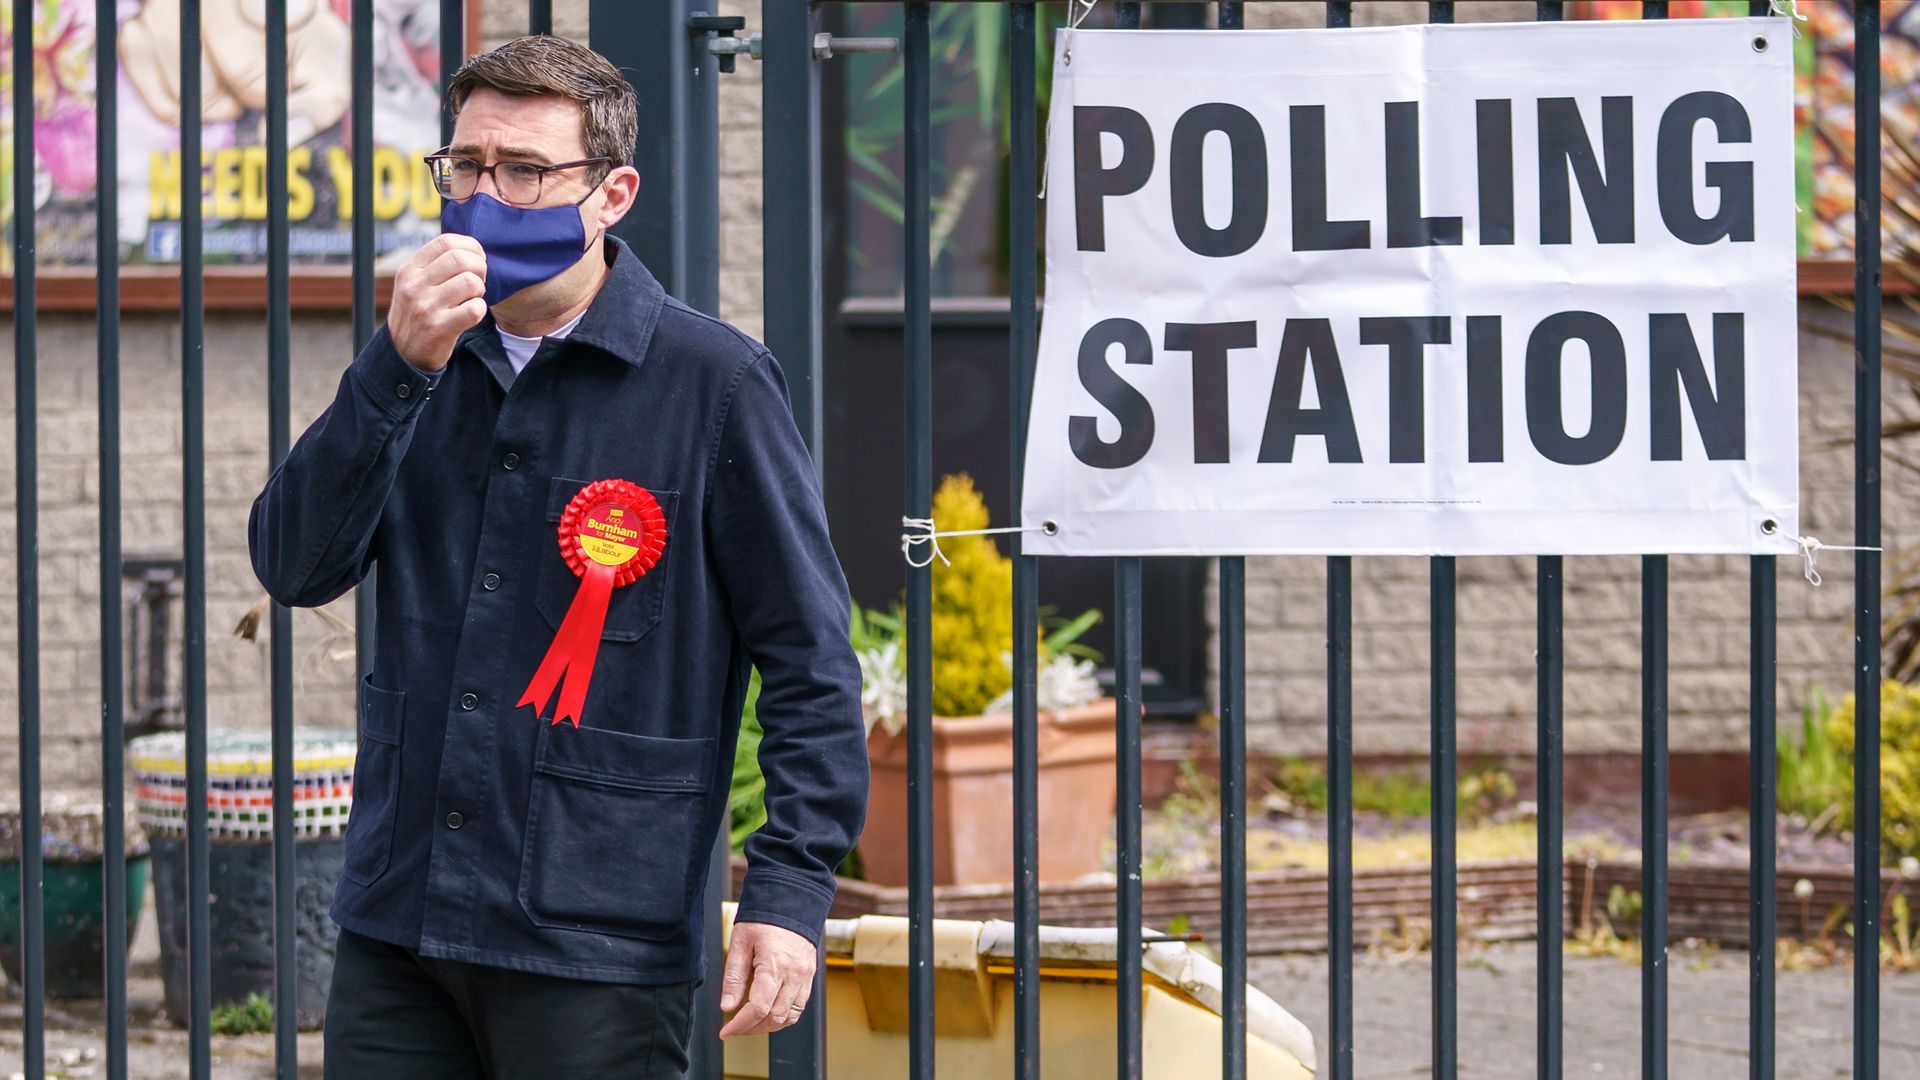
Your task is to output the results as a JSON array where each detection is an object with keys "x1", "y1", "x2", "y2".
[{"x1": 441, "y1": 188, "x2": 601, "y2": 307}]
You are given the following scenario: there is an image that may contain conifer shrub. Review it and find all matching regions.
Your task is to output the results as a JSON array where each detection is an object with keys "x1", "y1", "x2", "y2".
[
  {"x1": 1825, "y1": 679, "x2": 1920, "y2": 861},
  {"x1": 929, "y1": 474, "x2": 1014, "y2": 717}
]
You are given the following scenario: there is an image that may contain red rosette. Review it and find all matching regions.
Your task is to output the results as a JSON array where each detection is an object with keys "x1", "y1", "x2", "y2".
[
  {"x1": 519, "y1": 478, "x2": 669, "y2": 728},
  {"x1": 556, "y1": 478, "x2": 669, "y2": 586}
]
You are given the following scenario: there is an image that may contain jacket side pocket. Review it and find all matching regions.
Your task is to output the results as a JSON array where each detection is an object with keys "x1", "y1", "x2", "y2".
[
  {"x1": 518, "y1": 723, "x2": 713, "y2": 940},
  {"x1": 341, "y1": 673, "x2": 405, "y2": 887}
]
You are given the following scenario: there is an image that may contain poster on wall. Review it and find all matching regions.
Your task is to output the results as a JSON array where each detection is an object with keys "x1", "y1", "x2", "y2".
[
  {"x1": 1020, "y1": 19, "x2": 1799, "y2": 557},
  {"x1": 0, "y1": 0, "x2": 448, "y2": 273}
]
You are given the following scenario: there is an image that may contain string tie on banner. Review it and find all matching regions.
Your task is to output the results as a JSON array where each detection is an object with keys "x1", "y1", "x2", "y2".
[
  {"x1": 901, "y1": 517, "x2": 1058, "y2": 569},
  {"x1": 1767, "y1": 524, "x2": 1881, "y2": 587},
  {"x1": 1060, "y1": 0, "x2": 1098, "y2": 68},
  {"x1": 1767, "y1": 0, "x2": 1807, "y2": 39},
  {"x1": 1767, "y1": 0, "x2": 1806, "y2": 23},
  {"x1": 1044, "y1": 0, "x2": 1100, "y2": 198}
]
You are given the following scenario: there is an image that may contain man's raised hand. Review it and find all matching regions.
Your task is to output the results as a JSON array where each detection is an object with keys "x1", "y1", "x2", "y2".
[{"x1": 387, "y1": 234, "x2": 488, "y2": 372}]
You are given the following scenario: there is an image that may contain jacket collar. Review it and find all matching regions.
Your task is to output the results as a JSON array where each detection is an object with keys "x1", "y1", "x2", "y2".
[{"x1": 566, "y1": 235, "x2": 666, "y2": 369}]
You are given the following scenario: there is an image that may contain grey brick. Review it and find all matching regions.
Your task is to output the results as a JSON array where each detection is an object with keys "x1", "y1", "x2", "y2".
[
  {"x1": 1456, "y1": 579, "x2": 1538, "y2": 626},
  {"x1": 1456, "y1": 626, "x2": 1538, "y2": 673},
  {"x1": 1561, "y1": 670, "x2": 1639, "y2": 719},
  {"x1": 1357, "y1": 627, "x2": 1430, "y2": 672},
  {"x1": 1244, "y1": 628, "x2": 1325, "y2": 675},
  {"x1": 1670, "y1": 669, "x2": 1753, "y2": 715},
  {"x1": 1354, "y1": 581, "x2": 1432, "y2": 626}
]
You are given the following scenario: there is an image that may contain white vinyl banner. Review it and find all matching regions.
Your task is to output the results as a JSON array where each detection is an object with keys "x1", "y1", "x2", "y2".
[{"x1": 1020, "y1": 19, "x2": 1799, "y2": 557}]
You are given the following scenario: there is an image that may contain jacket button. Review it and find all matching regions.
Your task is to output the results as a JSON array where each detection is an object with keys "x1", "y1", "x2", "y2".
[
  {"x1": 446, "y1": 812, "x2": 464, "y2": 830},
  {"x1": 502, "y1": 452, "x2": 520, "y2": 470},
  {"x1": 396, "y1": 383, "x2": 412, "y2": 399},
  {"x1": 482, "y1": 573, "x2": 501, "y2": 591},
  {"x1": 460, "y1": 693, "x2": 478, "y2": 711}
]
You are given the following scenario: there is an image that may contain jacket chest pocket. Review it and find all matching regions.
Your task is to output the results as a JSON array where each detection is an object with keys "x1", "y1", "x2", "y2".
[{"x1": 534, "y1": 475, "x2": 677, "y2": 643}]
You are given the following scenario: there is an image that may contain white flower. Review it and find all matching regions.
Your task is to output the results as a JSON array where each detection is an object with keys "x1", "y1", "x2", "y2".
[
  {"x1": 1794, "y1": 878, "x2": 1815, "y2": 900},
  {"x1": 983, "y1": 653, "x2": 1103, "y2": 717},
  {"x1": 1902, "y1": 856, "x2": 1919, "y2": 880},
  {"x1": 858, "y1": 642, "x2": 907, "y2": 736}
]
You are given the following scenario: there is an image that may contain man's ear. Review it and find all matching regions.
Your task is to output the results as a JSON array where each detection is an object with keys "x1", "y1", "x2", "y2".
[{"x1": 595, "y1": 165, "x2": 641, "y2": 232}]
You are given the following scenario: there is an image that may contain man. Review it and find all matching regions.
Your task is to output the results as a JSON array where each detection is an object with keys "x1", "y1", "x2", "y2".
[{"x1": 249, "y1": 35, "x2": 867, "y2": 1079}]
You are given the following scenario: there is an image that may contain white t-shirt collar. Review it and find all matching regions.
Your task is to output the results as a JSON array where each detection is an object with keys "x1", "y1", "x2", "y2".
[{"x1": 496, "y1": 310, "x2": 586, "y2": 376}]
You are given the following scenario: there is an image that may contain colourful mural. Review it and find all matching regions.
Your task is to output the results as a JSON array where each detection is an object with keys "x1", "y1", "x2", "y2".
[
  {"x1": 1575, "y1": 1, "x2": 1918, "y2": 258},
  {"x1": 0, "y1": 0, "x2": 445, "y2": 271}
]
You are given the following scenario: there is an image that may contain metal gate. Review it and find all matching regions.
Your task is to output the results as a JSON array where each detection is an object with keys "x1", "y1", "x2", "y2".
[{"x1": 3, "y1": 1, "x2": 1887, "y2": 1079}]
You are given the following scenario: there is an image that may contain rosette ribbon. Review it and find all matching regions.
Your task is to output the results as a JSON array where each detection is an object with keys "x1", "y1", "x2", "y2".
[{"x1": 518, "y1": 479, "x2": 668, "y2": 727}]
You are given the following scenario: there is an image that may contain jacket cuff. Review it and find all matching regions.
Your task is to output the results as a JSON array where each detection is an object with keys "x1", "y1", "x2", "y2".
[
  {"x1": 350, "y1": 327, "x2": 438, "y2": 419},
  {"x1": 734, "y1": 868, "x2": 836, "y2": 949}
]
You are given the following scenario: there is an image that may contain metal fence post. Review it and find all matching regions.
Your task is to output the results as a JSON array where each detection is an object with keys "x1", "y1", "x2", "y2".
[
  {"x1": 763, "y1": 0, "x2": 827, "y2": 471},
  {"x1": 93, "y1": 2, "x2": 129, "y2": 1076},
  {"x1": 1323, "y1": 7, "x2": 1355, "y2": 1077},
  {"x1": 593, "y1": 0, "x2": 721, "y2": 309},
  {"x1": 11, "y1": 1, "x2": 44, "y2": 1075},
  {"x1": 1008, "y1": 6, "x2": 1044, "y2": 1079},
  {"x1": 1853, "y1": 6, "x2": 1885, "y2": 1078},
  {"x1": 177, "y1": 1, "x2": 213, "y2": 1075},
  {"x1": 763, "y1": 4, "x2": 830, "y2": 1075},
  {"x1": 593, "y1": 4, "x2": 728, "y2": 1076},
  {"x1": 901, "y1": 8, "x2": 936, "y2": 1077},
  {"x1": 265, "y1": 4, "x2": 299, "y2": 1075},
  {"x1": 349, "y1": 0, "x2": 379, "y2": 680}
]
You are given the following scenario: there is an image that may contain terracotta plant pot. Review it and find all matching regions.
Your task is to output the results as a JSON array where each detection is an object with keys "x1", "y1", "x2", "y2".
[{"x1": 860, "y1": 699, "x2": 1119, "y2": 887}]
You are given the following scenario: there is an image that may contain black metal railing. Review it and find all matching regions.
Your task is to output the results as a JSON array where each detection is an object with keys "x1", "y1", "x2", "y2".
[
  {"x1": 12, "y1": 1, "x2": 40, "y2": 1075},
  {"x1": 2, "y1": 2, "x2": 1883, "y2": 1080}
]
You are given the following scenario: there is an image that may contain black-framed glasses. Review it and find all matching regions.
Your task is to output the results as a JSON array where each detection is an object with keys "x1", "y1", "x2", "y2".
[{"x1": 425, "y1": 151, "x2": 612, "y2": 206}]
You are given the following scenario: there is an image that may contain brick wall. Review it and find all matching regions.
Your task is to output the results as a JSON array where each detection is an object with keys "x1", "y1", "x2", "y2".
[
  {"x1": 0, "y1": 310, "x2": 366, "y2": 789},
  {"x1": 0, "y1": 0, "x2": 769, "y2": 792},
  {"x1": 1208, "y1": 1, "x2": 1910, "y2": 756},
  {"x1": 0, "y1": 3, "x2": 1907, "y2": 791},
  {"x1": 1212, "y1": 301, "x2": 1908, "y2": 759}
]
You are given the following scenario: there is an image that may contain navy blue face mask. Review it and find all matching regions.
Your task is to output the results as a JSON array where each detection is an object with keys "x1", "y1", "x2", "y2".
[{"x1": 441, "y1": 192, "x2": 599, "y2": 307}]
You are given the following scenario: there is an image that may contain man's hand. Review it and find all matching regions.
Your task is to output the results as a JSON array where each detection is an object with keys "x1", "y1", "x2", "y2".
[
  {"x1": 387, "y1": 234, "x2": 488, "y2": 372},
  {"x1": 717, "y1": 921, "x2": 818, "y2": 1039}
]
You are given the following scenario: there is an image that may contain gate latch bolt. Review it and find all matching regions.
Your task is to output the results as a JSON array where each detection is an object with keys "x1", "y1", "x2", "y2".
[
  {"x1": 813, "y1": 33, "x2": 900, "y2": 60},
  {"x1": 688, "y1": 13, "x2": 751, "y2": 72}
]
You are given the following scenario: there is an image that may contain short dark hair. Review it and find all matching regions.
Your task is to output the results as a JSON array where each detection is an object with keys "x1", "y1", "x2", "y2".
[{"x1": 447, "y1": 36, "x2": 638, "y2": 167}]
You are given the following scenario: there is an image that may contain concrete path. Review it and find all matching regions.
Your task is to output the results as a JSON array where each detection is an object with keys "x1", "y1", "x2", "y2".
[
  {"x1": 5, "y1": 924, "x2": 1917, "y2": 1077},
  {"x1": 1251, "y1": 943, "x2": 1920, "y2": 1078},
  {"x1": 0, "y1": 899, "x2": 324, "y2": 1080}
]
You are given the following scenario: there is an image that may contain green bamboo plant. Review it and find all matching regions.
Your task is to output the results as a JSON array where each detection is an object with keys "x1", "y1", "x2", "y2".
[{"x1": 840, "y1": 4, "x2": 1068, "y2": 292}]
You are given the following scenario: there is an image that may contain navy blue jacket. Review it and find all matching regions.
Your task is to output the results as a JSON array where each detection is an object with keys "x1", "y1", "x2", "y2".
[{"x1": 249, "y1": 238, "x2": 867, "y2": 984}]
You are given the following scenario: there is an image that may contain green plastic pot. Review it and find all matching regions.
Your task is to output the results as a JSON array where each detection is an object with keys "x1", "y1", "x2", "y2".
[{"x1": 0, "y1": 854, "x2": 150, "y2": 999}]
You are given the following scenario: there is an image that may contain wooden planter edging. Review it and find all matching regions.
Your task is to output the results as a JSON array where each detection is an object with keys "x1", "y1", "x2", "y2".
[{"x1": 732, "y1": 858, "x2": 1908, "y2": 955}]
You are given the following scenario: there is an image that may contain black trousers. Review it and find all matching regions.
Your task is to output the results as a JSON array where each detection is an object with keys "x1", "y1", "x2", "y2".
[{"x1": 324, "y1": 928, "x2": 697, "y2": 1080}]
